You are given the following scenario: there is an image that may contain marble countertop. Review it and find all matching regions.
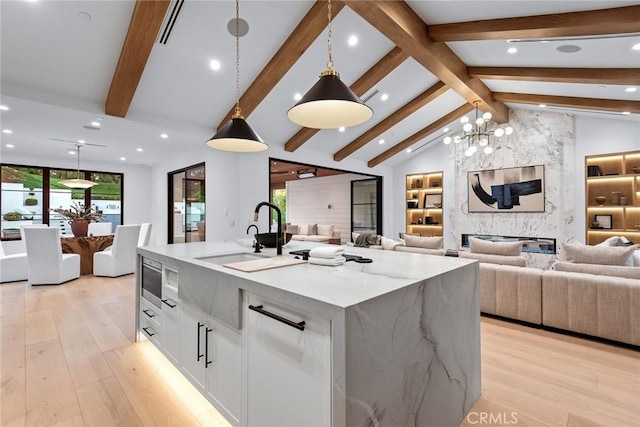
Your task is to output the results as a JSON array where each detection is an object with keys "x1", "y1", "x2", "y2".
[{"x1": 138, "y1": 239, "x2": 477, "y2": 309}]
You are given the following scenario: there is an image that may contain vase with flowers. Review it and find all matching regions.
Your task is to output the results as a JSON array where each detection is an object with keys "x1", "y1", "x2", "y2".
[{"x1": 50, "y1": 201, "x2": 104, "y2": 237}]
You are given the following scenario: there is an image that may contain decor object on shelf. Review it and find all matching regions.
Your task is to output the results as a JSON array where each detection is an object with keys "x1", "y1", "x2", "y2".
[
  {"x1": 424, "y1": 194, "x2": 442, "y2": 208},
  {"x1": 443, "y1": 100, "x2": 513, "y2": 156},
  {"x1": 594, "y1": 214, "x2": 613, "y2": 230},
  {"x1": 405, "y1": 171, "x2": 444, "y2": 238},
  {"x1": 59, "y1": 144, "x2": 98, "y2": 189},
  {"x1": 595, "y1": 195, "x2": 607, "y2": 206},
  {"x1": 468, "y1": 165, "x2": 544, "y2": 212},
  {"x1": 611, "y1": 191, "x2": 621, "y2": 205},
  {"x1": 206, "y1": 0, "x2": 267, "y2": 152},
  {"x1": 287, "y1": 0, "x2": 372, "y2": 129},
  {"x1": 587, "y1": 165, "x2": 603, "y2": 177},
  {"x1": 620, "y1": 196, "x2": 628, "y2": 205},
  {"x1": 3, "y1": 212, "x2": 21, "y2": 221}
]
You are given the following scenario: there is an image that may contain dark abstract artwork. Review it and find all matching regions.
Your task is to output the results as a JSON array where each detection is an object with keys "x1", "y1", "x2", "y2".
[{"x1": 468, "y1": 165, "x2": 544, "y2": 212}]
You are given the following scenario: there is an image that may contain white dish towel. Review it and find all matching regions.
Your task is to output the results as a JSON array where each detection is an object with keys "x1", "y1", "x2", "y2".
[
  {"x1": 309, "y1": 246, "x2": 345, "y2": 259},
  {"x1": 308, "y1": 256, "x2": 346, "y2": 266}
]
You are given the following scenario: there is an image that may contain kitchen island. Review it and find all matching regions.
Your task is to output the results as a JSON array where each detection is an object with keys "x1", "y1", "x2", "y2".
[{"x1": 136, "y1": 239, "x2": 480, "y2": 427}]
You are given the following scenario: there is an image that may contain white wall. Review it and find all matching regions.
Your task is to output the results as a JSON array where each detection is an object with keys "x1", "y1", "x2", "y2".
[
  {"x1": 393, "y1": 110, "x2": 640, "y2": 268},
  {"x1": 286, "y1": 173, "x2": 365, "y2": 243},
  {"x1": 1, "y1": 151, "x2": 154, "y2": 240}
]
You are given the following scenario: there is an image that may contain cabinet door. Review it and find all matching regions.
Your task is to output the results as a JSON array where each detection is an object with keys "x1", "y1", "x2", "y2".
[
  {"x1": 161, "y1": 292, "x2": 180, "y2": 365},
  {"x1": 245, "y1": 294, "x2": 331, "y2": 427},
  {"x1": 180, "y1": 303, "x2": 207, "y2": 392},
  {"x1": 205, "y1": 319, "x2": 242, "y2": 425}
]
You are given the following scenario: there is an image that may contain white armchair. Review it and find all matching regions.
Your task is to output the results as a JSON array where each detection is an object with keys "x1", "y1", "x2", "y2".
[
  {"x1": 88, "y1": 222, "x2": 112, "y2": 236},
  {"x1": 0, "y1": 241, "x2": 28, "y2": 283},
  {"x1": 23, "y1": 227, "x2": 80, "y2": 285},
  {"x1": 93, "y1": 224, "x2": 141, "y2": 277},
  {"x1": 138, "y1": 223, "x2": 152, "y2": 246}
]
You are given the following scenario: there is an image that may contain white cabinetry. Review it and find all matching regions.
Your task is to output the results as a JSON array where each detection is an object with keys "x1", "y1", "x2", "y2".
[
  {"x1": 160, "y1": 290, "x2": 180, "y2": 365},
  {"x1": 245, "y1": 293, "x2": 331, "y2": 427},
  {"x1": 180, "y1": 302, "x2": 242, "y2": 425},
  {"x1": 139, "y1": 298, "x2": 161, "y2": 347}
]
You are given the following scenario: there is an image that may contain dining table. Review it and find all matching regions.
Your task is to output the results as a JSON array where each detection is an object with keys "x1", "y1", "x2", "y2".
[{"x1": 61, "y1": 235, "x2": 114, "y2": 275}]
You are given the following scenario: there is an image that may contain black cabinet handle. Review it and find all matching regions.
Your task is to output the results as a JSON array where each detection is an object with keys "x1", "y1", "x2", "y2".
[
  {"x1": 142, "y1": 327, "x2": 155, "y2": 337},
  {"x1": 197, "y1": 322, "x2": 204, "y2": 361},
  {"x1": 205, "y1": 327, "x2": 212, "y2": 368},
  {"x1": 142, "y1": 309, "x2": 155, "y2": 318},
  {"x1": 248, "y1": 304, "x2": 306, "y2": 331},
  {"x1": 161, "y1": 299, "x2": 177, "y2": 308}
]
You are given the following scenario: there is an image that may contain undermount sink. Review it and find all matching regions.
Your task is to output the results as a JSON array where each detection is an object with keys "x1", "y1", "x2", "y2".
[{"x1": 197, "y1": 253, "x2": 269, "y2": 265}]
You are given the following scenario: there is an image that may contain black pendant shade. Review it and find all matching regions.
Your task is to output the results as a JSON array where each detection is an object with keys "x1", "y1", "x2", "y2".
[
  {"x1": 287, "y1": 71, "x2": 373, "y2": 129},
  {"x1": 206, "y1": 117, "x2": 268, "y2": 152}
]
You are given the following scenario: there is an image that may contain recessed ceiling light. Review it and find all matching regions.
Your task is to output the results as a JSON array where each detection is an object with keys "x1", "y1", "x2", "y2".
[
  {"x1": 632, "y1": 43, "x2": 640, "y2": 51},
  {"x1": 378, "y1": 139, "x2": 385, "y2": 145},
  {"x1": 625, "y1": 87, "x2": 637, "y2": 93},
  {"x1": 160, "y1": 133, "x2": 168, "y2": 139},
  {"x1": 380, "y1": 93, "x2": 389, "y2": 101},
  {"x1": 556, "y1": 45, "x2": 581, "y2": 53},
  {"x1": 622, "y1": 111, "x2": 631, "y2": 115},
  {"x1": 69, "y1": 150, "x2": 76, "y2": 155},
  {"x1": 6, "y1": 144, "x2": 14, "y2": 148},
  {"x1": 2, "y1": 129, "x2": 13, "y2": 134},
  {"x1": 442, "y1": 127, "x2": 449, "y2": 133},
  {"x1": 539, "y1": 104, "x2": 546, "y2": 108},
  {"x1": 294, "y1": 93, "x2": 302, "y2": 101},
  {"x1": 507, "y1": 47, "x2": 518, "y2": 54},
  {"x1": 91, "y1": 121, "x2": 101, "y2": 127},
  {"x1": 210, "y1": 60, "x2": 221, "y2": 71},
  {"x1": 120, "y1": 157, "x2": 126, "y2": 161},
  {"x1": 0, "y1": 105, "x2": 9, "y2": 111},
  {"x1": 338, "y1": 126, "x2": 345, "y2": 133},
  {"x1": 406, "y1": 148, "x2": 412, "y2": 153},
  {"x1": 136, "y1": 148, "x2": 143, "y2": 152},
  {"x1": 348, "y1": 35, "x2": 358, "y2": 46}
]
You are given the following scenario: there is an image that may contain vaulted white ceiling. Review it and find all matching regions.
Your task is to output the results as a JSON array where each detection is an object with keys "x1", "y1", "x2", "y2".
[{"x1": 1, "y1": 0, "x2": 638, "y2": 168}]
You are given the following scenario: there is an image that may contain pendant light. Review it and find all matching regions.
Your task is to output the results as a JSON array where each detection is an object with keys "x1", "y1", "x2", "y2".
[
  {"x1": 287, "y1": 0, "x2": 372, "y2": 129},
  {"x1": 60, "y1": 144, "x2": 97, "y2": 189},
  {"x1": 206, "y1": 0, "x2": 268, "y2": 152}
]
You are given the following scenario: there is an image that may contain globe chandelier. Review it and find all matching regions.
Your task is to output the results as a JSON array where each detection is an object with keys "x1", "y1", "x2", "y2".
[{"x1": 444, "y1": 101, "x2": 513, "y2": 156}]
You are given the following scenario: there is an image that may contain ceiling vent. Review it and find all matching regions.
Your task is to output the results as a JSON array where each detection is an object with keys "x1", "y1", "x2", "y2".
[
  {"x1": 158, "y1": 0, "x2": 185, "y2": 45},
  {"x1": 361, "y1": 89, "x2": 379, "y2": 104}
]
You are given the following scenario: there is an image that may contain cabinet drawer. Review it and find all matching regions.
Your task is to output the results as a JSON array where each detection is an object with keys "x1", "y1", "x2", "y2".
[
  {"x1": 140, "y1": 317, "x2": 161, "y2": 347},
  {"x1": 140, "y1": 299, "x2": 161, "y2": 329}
]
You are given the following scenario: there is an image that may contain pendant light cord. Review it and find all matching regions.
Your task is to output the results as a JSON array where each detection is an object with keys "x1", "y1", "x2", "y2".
[
  {"x1": 233, "y1": 0, "x2": 242, "y2": 118},
  {"x1": 76, "y1": 144, "x2": 81, "y2": 180},
  {"x1": 326, "y1": 0, "x2": 333, "y2": 70}
]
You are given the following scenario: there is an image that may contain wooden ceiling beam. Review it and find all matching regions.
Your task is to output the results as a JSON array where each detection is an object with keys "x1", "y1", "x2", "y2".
[
  {"x1": 217, "y1": 1, "x2": 345, "y2": 130},
  {"x1": 343, "y1": 0, "x2": 508, "y2": 123},
  {"x1": 105, "y1": 0, "x2": 171, "y2": 118},
  {"x1": 333, "y1": 81, "x2": 448, "y2": 161},
  {"x1": 428, "y1": 6, "x2": 640, "y2": 42},
  {"x1": 368, "y1": 103, "x2": 474, "y2": 168},
  {"x1": 493, "y1": 92, "x2": 640, "y2": 114},
  {"x1": 284, "y1": 46, "x2": 408, "y2": 152},
  {"x1": 468, "y1": 67, "x2": 640, "y2": 85}
]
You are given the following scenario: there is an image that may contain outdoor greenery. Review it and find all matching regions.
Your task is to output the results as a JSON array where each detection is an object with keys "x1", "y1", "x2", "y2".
[{"x1": 271, "y1": 189, "x2": 287, "y2": 224}]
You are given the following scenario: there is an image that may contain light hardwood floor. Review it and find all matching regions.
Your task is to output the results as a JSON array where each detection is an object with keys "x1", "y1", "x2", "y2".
[{"x1": 1, "y1": 275, "x2": 638, "y2": 426}]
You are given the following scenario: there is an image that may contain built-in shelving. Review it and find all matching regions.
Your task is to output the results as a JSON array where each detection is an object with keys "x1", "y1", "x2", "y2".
[
  {"x1": 405, "y1": 171, "x2": 443, "y2": 237},
  {"x1": 585, "y1": 150, "x2": 640, "y2": 245}
]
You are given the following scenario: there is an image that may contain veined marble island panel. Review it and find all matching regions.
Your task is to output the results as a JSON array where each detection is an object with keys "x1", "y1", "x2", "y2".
[{"x1": 137, "y1": 240, "x2": 480, "y2": 427}]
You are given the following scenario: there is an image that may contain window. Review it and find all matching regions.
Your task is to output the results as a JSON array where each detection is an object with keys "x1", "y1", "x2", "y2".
[
  {"x1": 1, "y1": 163, "x2": 123, "y2": 239},
  {"x1": 168, "y1": 163, "x2": 205, "y2": 243}
]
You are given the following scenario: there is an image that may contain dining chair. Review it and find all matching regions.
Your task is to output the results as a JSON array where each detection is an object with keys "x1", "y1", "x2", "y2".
[
  {"x1": 88, "y1": 222, "x2": 112, "y2": 236},
  {"x1": 138, "y1": 223, "x2": 152, "y2": 246},
  {"x1": 93, "y1": 224, "x2": 141, "y2": 277},
  {"x1": 23, "y1": 227, "x2": 80, "y2": 285},
  {"x1": 0, "y1": 241, "x2": 29, "y2": 283}
]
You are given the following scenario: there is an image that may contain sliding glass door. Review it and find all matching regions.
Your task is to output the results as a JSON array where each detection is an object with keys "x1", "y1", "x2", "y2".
[
  {"x1": 351, "y1": 178, "x2": 382, "y2": 237},
  {"x1": 168, "y1": 163, "x2": 205, "y2": 244}
]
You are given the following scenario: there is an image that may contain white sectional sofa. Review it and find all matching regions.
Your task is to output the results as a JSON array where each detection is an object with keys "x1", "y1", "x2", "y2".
[{"x1": 286, "y1": 224, "x2": 341, "y2": 243}]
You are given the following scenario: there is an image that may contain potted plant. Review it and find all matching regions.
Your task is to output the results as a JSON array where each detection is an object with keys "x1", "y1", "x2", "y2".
[
  {"x1": 25, "y1": 188, "x2": 38, "y2": 206},
  {"x1": 3, "y1": 212, "x2": 21, "y2": 221},
  {"x1": 50, "y1": 201, "x2": 103, "y2": 237}
]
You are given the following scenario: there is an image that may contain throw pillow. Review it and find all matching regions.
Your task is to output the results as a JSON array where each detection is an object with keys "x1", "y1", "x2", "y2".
[
  {"x1": 286, "y1": 224, "x2": 299, "y2": 235},
  {"x1": 404, "y1": 235, "x2": 443, "y2": 249},
  {"x1": 595, "y1": 236, "x2": 622, "y2": 247},
  {"x1": 469, "y1": 237, "x2": 523, "y2": 256},
  {"x1": 634, "y1": 249, "x2": 640, "y2": 267},
  {"x1": 381, "y1": 236, "x2": 402, "y2": 251},
  {"x1": 306, "y1": 224, "x2": 317, "y2": 236},
  {"x1": 317, "y1": 224, "x2": 334, "y2": 237},
  {"x1": 562, "y1": 242, "x2": 638, "y2": 266}
]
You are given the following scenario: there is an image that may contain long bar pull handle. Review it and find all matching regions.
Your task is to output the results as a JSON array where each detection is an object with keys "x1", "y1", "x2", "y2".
[
  {"x1": 142, "y1": 327, "x2": 155, "y2": 337},
  {"x1": 197, "y1": 322, "x2": 204, "y2": 361},
  {"x1": 142, "y1": 309, "x2": 155, "y2": 318},
  {"x1": 248, "y1": 304, "x2": 306, "y2": 331},
  {"x1": 205, "y1": 327, "x2": 213, "y2": 368},
  {"x1": 161, "y1": 299, "x2": 177, "y2": 308}
]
